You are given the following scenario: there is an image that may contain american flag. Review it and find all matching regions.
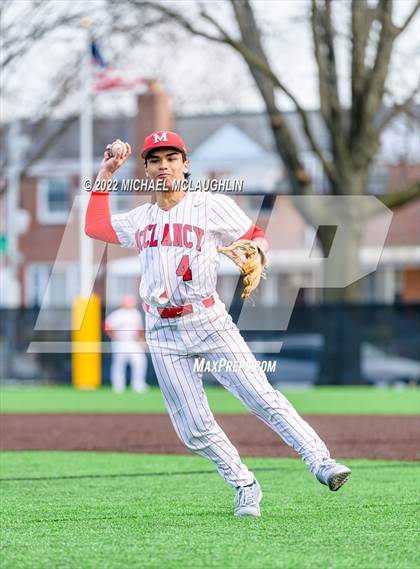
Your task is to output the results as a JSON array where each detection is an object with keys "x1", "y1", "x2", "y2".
[{"x1": 91, "y1": 41, "x2": 146, "y2": 92}]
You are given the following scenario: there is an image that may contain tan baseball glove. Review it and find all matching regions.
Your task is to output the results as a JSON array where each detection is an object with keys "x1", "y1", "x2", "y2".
[{"x1": 218, "y1": 239, "x2": 267, "y2": 300}]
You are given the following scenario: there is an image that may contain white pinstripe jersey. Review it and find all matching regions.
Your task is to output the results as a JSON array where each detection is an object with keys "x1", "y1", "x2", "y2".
[
  {"x1": 111, "y1": 191, "x2": 252, "y2": 307},
  {"x1": 104, "y1": 308, "x2": 143, "y2": 342}
]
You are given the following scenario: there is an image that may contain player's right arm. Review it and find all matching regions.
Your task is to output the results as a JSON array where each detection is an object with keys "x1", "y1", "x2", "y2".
[
  {"x1": 103, "y1": 322, "x2": 114, "y2": 340},
  {"x1": 84, "y1": 140, "x2": 131, "y2": 244}
]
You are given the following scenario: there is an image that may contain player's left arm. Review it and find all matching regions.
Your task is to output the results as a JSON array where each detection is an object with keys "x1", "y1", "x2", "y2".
[
  {"x1": 252, "y1": 236, "x2": 269, "y2": 255},
  {"x1": 211, "y1": 193, "x2": 270, "y2": 299},
  {"x1": 238, "y1": 223, "x2": 269, "y2": 265}
]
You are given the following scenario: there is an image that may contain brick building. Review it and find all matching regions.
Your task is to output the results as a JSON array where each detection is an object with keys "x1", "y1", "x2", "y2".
[{"x1": 1, "y1": 83, "x2": 419, "y2": 308}]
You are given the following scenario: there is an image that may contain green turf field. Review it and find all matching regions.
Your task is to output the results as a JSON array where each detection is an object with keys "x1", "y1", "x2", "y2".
[
  {"x1": 1, "y1": 452, "x2": 418, "y2": 569},
  {"x1": 1, "y1": 385, "x2": 419, "y2": 414}
]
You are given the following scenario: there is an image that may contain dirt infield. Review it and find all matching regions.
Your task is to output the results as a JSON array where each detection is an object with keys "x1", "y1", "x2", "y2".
[{"x1": 1, "y1": 413, "x2": 419, "y2": 460}]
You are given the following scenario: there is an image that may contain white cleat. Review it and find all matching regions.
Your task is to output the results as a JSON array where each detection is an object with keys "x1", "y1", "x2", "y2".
[
  {"x1": 133, "y1": 385, "x2": 149, "y2": 394},
  {"x1": 234, "y1": 479, "x2": 262, "y2": 516},
  {"x1": 316, "y1": 460, "x2": 352, "y2": 491}
]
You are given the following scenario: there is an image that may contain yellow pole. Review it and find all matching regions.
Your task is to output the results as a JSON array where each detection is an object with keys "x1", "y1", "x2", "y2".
[{"x1": 71, "y1": 293, "x2": 101, "y2": 389}]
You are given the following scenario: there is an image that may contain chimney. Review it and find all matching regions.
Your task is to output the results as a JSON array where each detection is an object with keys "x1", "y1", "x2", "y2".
[{"x1": 134, "y1": 80, "x2": 173, "y2": 179}]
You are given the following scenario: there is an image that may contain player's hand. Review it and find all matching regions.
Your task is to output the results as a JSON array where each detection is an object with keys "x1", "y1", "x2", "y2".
[{"x1": 100, "y1": 140, "x2": 132, "y2": 174}]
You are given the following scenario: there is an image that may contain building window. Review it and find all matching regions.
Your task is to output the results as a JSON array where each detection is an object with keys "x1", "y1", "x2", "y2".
[
  {"x1": 303, "y1": 224, "x2": 317, "y2": 249},
  {"x1": 111, "y1": 192, "x2": 134, "y2": 214},
  {"x1": 244, "y1": 194, "x2": 276, "y2": 214},
  {"x1": 25, "y1": 263, "x2": 79, "y2": 307},
  {"x1": 367, "y1": 166, "x2": 389, "y2": 195},
  {"x1": 37, "y1": 178, "x2": 71, "y2": 224},
  {"x1": 300, "y1": 152, "x2": 330, "y2": 194},
  {"x1": 106, "y1": 275, "x2": 140, "y2": 308}
]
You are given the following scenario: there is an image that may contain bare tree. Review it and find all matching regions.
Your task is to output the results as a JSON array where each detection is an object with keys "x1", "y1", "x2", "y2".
[
  {"x1": 125, "y1": 0, "x2": 420, "y2": 385},
  {"x1": 2, "y1": 0, "x2": 418, "y2": 383},
  {"x1": 0, "y1": 0, "x2": 166, "y2": 180},
  {"x1": 132, "y1": 0, "x2": 419, "y2": 303}
]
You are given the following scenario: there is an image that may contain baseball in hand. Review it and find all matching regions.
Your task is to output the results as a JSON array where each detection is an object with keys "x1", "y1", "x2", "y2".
[{"x1": 110, "y1": 141, "x2": 126, "y2": 157}]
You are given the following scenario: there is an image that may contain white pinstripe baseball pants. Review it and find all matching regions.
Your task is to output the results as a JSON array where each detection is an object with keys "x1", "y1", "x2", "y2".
[
  {"x1": 110, "y1": 346, "x2": 148, "y2": 393},
  {"x1": 145, "y1": 296, "x2": 330, "y2": 488}
]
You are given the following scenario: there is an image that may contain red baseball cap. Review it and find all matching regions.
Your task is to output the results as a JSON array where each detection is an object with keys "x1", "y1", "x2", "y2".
[{"x1": 141, "y1": 130, "x2": 188, "y2": 158}]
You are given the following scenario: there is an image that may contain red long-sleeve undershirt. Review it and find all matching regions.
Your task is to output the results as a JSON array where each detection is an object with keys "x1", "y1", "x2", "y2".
[
  {"x1": 239, "y1": 224, "x2": 267, "y2": 242},
  {"x1": 84, "y1": 192, "x2": 120, "y2": 244},
  {"x1": 85, "y1": 191, "x2": 268, "y2": 246}
]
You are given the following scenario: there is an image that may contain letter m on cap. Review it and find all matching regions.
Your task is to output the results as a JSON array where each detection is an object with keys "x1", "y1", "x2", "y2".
[{"x1": 153, "y1": 132, "x2": 168, "y2": 143}]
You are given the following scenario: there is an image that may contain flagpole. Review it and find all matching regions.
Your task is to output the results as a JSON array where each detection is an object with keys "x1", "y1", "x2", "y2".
[
  {"x1": 79, "y1": 19, "x2": 94, "y2": 296},
  {"x1": 72, "y1": 19, "x2": 101, "y2": 390}
]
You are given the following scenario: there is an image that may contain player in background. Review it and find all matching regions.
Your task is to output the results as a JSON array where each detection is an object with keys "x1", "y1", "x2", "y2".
[
  {"x1": 85, "y1": 132, "x2": 351, "y2": 517},
  {"x1": 104, "y1": 294, "x2": 148, "y2": 394}
]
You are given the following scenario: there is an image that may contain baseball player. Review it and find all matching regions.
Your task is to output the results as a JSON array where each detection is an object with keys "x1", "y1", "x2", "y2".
[
  {"x1": 104, "y1": 294, "x2": 148, "y2": 394},
  {"x1": 85, "y1": 131, "x2": 351, "y2": 517}
]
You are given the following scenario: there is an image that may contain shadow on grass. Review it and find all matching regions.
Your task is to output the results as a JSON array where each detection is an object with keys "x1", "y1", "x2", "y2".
[{"x1": 0, "y1": 461, "x2": 416, "y2": 483}]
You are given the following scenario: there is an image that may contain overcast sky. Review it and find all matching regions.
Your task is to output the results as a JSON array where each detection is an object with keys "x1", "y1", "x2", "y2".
[{"x1": 1, "y1": 0, "x2": 419, "y2": 121}]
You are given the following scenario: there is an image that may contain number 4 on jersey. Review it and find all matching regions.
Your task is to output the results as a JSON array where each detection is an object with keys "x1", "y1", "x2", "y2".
[{"x1": 176, "y1": 255, "x2": 192, "y2": 282}]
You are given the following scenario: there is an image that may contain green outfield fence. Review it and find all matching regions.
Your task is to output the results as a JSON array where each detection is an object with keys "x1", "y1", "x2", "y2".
[{"x1": 0, "y1": 303, "x2": 419, "y2": 386}]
